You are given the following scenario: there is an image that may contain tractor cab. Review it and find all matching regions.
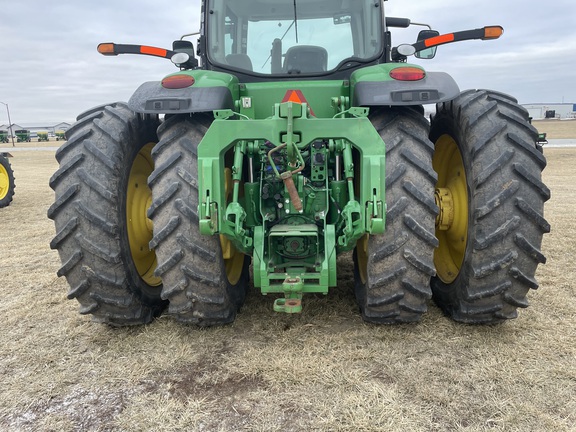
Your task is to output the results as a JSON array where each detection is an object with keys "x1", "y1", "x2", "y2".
[{"x1": 199, "y1": 0, "x2": 386, "y2": 80}]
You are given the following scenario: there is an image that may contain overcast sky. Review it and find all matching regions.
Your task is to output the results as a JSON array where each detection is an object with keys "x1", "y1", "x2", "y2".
[{"x1": 1, "y1": 0, "x2": 575, "y2": 126}]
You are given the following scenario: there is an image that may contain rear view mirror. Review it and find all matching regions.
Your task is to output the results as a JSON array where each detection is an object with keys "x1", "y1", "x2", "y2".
[
  {"x1": 415, "y1": 29, "x2": 439, "y2": 59},
  {"x1": 172, "y1": 40, "x2": 198, "y2": 69}
]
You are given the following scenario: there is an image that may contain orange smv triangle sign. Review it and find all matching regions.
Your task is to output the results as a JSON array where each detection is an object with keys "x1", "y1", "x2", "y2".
[
  {"x1": 284, "y1": 90, "x2": 303, "y2": 103},
  {"x1": 281, "y1": 90, "x2": 315, "y2": 116}
]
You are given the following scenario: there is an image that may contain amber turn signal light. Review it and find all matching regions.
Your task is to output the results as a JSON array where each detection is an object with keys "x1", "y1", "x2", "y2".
[
  {"x1": 483, "y1": 26, "x2": 504, "y2": 40},
  {"x1": 97, "y1": 43, "x2": 116, "y2": 56}
]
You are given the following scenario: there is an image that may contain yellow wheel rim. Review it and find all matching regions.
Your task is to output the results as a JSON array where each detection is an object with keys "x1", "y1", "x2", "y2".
[
  {"x1": 433, "y1": 134, "x2": 468, "y2": 283},
  {"x1": 220, "y1": 235, "x2": 244, "y2": 285},
  {"x1": 0, "y1": 163, "x2": 9, "y2": 200},
  {"x1": 126, "y1": 143, "x2": 161, "y2": 287},
  {"x1": 221, "y1": 167, "x2": 245, "y2": 285},
  {"x1": 356, "y1": 234, "x2": 369, "y2": 284}
]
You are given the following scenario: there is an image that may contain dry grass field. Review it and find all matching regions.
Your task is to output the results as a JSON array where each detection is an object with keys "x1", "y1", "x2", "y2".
[
  {"x1": 532, "y1": 119, "x2": 576, "y2": 139},
  {"x1": 1, "y1": 121, "x2": 575, "y2": 431}
]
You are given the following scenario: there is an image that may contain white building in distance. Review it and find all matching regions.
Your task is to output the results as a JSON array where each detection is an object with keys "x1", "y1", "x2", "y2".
[
  {"x1": 523, "y1": 103, "x2": 576, "y2": 120},
  {"x1": 0, "y1": 122, "x2": 71, "y2": 137}
]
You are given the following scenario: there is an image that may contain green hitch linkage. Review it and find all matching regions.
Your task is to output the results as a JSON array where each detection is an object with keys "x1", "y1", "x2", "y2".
[
  {"x1": 273, "y1": 276, "x2": 304, "y2": 314},
  {"x1": 267, "y1": 141, "x2": 306, "y2": 213}
]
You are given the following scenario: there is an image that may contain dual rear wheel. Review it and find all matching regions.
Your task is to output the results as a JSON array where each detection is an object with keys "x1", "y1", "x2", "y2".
[
  {"x1": 49, "y1": 104, "x2": 247, "y2": 326},
  {"x1": 354, "y1": 90, "x2": 549, "y2": 323}
]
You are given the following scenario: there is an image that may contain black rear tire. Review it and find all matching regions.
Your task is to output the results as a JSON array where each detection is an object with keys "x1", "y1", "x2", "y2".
[
  {"x1": 48, "y1": 103, "x2": 167, "y2": 325},
  {"x1": 353, "y1": 107, "x2": 438, "y2": 323},
  {"x1": 148, "y1": 114, "x2": 249, "y2": 326},
  {"x1": 430, "y1": 90, "x2": 550, "y2": 323}
]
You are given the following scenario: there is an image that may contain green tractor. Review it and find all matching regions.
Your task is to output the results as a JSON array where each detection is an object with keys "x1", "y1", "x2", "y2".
[
  {"x1": 0, "y1": 152, "x2": 15, "y2": 208},
  {"x1": 55, "y1": 130, "x2": 66, "y2": 141},
  {"x1": 49, "y1": 0, "x2": 549, "y2": 326},
  {"x1": 15, "y1": 130, "x2": 31, "y2": 143}
]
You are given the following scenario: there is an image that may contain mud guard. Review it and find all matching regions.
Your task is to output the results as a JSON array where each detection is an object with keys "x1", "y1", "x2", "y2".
[
  {"x1": 128, "y1": 81, "x2": 235, "y2": 114},
  {"x1": 352, "y1": 71, "x2": 460, "y2": 106}
]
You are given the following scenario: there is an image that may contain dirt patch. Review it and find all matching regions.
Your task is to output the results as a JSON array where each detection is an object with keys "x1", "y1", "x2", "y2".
[{"x1": 6, "y1": 386, "x2": 130, "y2": 431}]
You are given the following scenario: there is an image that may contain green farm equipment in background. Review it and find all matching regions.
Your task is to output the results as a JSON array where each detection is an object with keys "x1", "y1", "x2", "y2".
[
  {"x1": 0, "y1": 130, "x2": 9, "y2": 144},
  {"x1": 55, "y1": 130, "x2": 66, "y2": 141},
  {"x1": 49, "y1": 0, "x2": 549, "y2": 327},
  {"x1": 37, "y1": 131, "x2": 49, "y2": 142},
  {"x1": 15, "y1": 130, "x2": 30, "y2": 143},
  {"x1": 529, "y1": 117, "x2": 549, "y2": 151},
  {"x1": 0, "y1": 152, "x2": 15, "y2": 208}
]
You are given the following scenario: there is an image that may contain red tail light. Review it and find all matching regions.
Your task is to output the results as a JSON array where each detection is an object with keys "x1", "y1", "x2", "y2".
[
  {"x1": 390, "y1": 67, "x2": 426, "y2": 81},
  {"x1": 161, "y1": 74, "x2": 195, "y2": 89}
]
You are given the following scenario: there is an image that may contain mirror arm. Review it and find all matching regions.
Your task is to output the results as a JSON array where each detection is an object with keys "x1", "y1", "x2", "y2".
[{"x1": 412, "y1": 26, "x2": 504, "y2": 52}]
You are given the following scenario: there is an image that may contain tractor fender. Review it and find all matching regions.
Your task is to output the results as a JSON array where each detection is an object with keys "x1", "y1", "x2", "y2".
[
  {"x1": 351, "y1": 65, "x2": 460, "y2": 107},
  {"x1": 128, "y1": 70, "x2": 239, "y2": 114}
]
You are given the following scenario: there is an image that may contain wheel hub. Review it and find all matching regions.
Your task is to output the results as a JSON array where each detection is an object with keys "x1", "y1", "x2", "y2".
[{"x1": 435, "y1": 187, "x2": 454, "y2": 231}]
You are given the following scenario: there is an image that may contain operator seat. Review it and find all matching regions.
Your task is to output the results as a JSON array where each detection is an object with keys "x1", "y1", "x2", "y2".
[
  {"x1": 283, "y1": 45, "x2": 328, "y2": 74},
  {"x1": 225, "y1": 54, "x2": 253, "y2": 71}
]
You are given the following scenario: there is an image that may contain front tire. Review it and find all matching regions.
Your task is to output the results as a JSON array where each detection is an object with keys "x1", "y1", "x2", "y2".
[
  {"x1": 430, "y1": 90, "x2": 550, "y2": 323},
  {"x1": 48, "y1": 103, "x2": 166, "y2": 325}
]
